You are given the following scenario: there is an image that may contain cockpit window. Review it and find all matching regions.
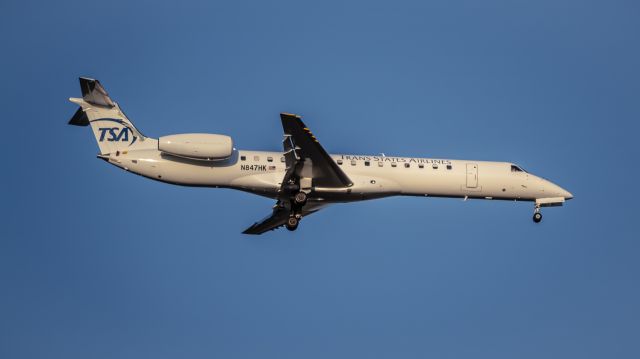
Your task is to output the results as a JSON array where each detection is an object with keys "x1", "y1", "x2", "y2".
[{"x1": 511, "y1": 165, "x2": 527, "y2": 173}]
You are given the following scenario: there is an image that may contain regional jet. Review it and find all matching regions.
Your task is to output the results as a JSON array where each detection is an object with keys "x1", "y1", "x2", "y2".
[{"x1": 69, "y1": 78, "x2": 573, "y2": 234}]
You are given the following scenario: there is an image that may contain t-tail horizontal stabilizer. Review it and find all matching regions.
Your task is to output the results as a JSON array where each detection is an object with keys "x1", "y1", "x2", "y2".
[
  {"x1": 67, "y1": 77, "x2": 146, "y2": 155},
  {"x1": 79, "y1": 77, "x2": 115, "y2": 107}
]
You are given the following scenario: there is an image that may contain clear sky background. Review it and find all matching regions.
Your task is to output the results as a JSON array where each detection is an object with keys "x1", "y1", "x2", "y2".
[{"x1": 1, "y1": 0, "x2": 638, "y2": 358}]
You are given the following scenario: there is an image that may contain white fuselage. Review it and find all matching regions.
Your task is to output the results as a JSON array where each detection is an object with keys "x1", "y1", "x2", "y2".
[
  {"x1": 69, "y1": 77, "x2": 572, "y2": 232},
  {"x1": 103, "y1": 138, "x2": 572, "y2": 203}
]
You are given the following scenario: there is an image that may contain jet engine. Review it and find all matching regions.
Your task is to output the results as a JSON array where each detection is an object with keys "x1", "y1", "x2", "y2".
[{"x1": 158, "y1": 133, "x2": 233, "y2": 161}]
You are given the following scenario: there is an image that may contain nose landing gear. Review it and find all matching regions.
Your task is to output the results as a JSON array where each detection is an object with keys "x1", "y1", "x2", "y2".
[{"x1": 533, "y1": 204, "x2": 542, "y2": 223}]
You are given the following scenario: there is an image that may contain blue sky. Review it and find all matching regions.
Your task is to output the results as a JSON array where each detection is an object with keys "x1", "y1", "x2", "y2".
[{"x1": 1, "y1": 0, "x2": 639, "y2": 358}]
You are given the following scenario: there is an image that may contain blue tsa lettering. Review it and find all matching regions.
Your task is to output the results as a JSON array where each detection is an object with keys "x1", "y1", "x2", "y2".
[{"x1": 98, "y1": 127, "x2": 130, "y2": 142}]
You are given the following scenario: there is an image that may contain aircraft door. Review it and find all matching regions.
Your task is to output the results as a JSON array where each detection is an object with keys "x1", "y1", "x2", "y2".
[{"x1": 466, "y1": 163, "x2": 478, "y2": 188}]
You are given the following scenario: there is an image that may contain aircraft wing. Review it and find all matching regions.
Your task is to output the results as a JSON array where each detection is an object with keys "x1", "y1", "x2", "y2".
[
  {"x1": 280, "y1": 113, "x2": 352, "y2": 188},
  {"x1": 243, "y1": 113, "x2": 347, "y2": 235},
  {"x1": 242, "y1": 201, "x2": 327, "y2": 235}
]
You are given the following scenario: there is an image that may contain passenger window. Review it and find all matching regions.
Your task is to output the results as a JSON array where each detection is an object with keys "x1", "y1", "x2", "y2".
[
  {"x1": 254, "y1": 156, "x2": 260, "y2": 161},
  {"x1": 337, "y1": 159, "x2": 343, "y2": 165},
  {"x1": 432, "y1": 164, "x2": 438, "y2": 169},
  {"x1": 446, "y1": 164, "x2": 452, "y2": 170},
  {"x1": 364, "y1": 161, "x2": 370, "y2": 166},
  {"x1": 378, "y1": 162, "x2": 383, "y2": 167},
  {"x1": 240, "y1": 155, "x2": 246, "y2": 161},
  {"x1": 267, "y1": 156, "x2": 273, "y2": 162},
  {"x1": 418, "y1": 164, "x2": 424, "y2": 169},
  {"x1": 280, "y1": 157, "x2": 285, "y2": 162},
  {"x1": 351, "y1": 160, "x2": 356, "y2": 166},
  {"x1": 404, "y1": 163, "x2": 410, "y2": 168},
  {"x1": 391, "y1": 163, "x2": 397, "y2": 168}
]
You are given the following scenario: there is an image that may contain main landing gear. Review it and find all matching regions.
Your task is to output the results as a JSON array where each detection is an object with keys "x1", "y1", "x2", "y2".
[
  {"x1": 294, "y1": 191, "x2": 307, "y2": 206},
  {"x1": 286, "y1": 216, "x2": 299, "y2": 231},
  {"x1": 286, "y1": 191, "x2": 307, "y2": 231},
  {"x1": 533, "y1": 205, "x2": 543, "y2": 223}
]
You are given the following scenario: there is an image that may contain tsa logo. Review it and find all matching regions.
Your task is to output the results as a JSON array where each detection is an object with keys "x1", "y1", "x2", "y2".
[
  {"x1": 98, "y1": 127, "x2": 130, "y2": 142},
  {"x1": 91, "y1": 118, "x2": 138, "y2": 146}
]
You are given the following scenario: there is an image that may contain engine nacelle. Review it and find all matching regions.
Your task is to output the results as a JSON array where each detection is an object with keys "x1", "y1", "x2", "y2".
[{"x1": 158, "y1": 133, "x2": 233, "y2": 161}]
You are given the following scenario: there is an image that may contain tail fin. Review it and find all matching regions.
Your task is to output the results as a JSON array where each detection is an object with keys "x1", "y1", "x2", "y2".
[{"x1": 68, "y1": 77, "x2": 146, "y2": 155}]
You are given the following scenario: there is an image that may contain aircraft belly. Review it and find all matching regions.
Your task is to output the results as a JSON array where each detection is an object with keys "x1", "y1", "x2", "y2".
[
  {"x1": 229, "y1": 173, "x2": 282, "y2": 194},
  {"x1": 115, "y1": 149, "x2": 274, "y2": 188}
]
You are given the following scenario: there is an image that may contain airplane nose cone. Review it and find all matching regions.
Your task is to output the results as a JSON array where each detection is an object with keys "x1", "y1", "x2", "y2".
[
  {"x1": 542, "y1": 177, "x2": 573, "y2": 200},
  {"x1": 555, "y1": 184, "x2": 573, "y2": 200},
  {"x1": 563, "y1": 189, "x2": 573, "y2": 200}
]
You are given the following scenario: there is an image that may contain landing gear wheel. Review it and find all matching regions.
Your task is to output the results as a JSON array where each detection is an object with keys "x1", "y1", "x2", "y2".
[
  {"x1": 294, "y1": 191, "x2": 308, "y2": 206},
  {"x1": 286, "y1": 216, "x2": 299, "y2": 231},
  {"x1": 533, "y1": 212, "x2": 542, "y2": 223}
]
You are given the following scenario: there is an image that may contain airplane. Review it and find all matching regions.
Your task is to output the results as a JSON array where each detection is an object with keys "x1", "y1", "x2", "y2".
[{"x1": 69, "y1": 77, "x2": 573, "y2": 234}]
